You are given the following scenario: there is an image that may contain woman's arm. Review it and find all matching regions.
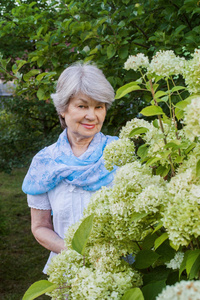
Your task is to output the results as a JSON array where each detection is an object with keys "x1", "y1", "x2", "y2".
[{"x1": 31, "y1": 208, "x2": 66, "y2": 253}]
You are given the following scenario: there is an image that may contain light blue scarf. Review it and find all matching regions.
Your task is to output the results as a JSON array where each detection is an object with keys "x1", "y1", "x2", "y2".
[{"x1": 22, "y1": 129, "x2": 118, "y2": 195}]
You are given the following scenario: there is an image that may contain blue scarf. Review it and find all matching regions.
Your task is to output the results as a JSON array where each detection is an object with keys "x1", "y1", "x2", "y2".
[{"x1": 22, "y1": 129, "x2": 118, "y2": 195}]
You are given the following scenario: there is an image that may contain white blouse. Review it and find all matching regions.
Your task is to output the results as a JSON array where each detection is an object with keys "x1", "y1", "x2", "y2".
[{"x1": 27, "y1": 180, "x2": 95, "y2": 273}]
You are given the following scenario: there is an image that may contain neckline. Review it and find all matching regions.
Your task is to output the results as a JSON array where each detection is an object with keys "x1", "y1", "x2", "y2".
[{"x1": 64, "y1": 129, "x2": 102, "y2": 160}]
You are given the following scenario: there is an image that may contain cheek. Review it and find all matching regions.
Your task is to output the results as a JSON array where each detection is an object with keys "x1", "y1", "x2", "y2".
[{"x1": 100, "y1": 111, "x2": 106, "y2": 123}]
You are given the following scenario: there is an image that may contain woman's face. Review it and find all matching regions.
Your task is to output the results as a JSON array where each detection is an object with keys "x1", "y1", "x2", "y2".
[{"x1": 61, "y1": 93, "x2": 106, "y2": 141}]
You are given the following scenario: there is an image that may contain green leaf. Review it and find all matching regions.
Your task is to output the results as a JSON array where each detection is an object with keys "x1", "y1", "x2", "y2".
[
  {"x1": 164, "y1": 141, "x2": 181, "y2": 150},
  {"x1": 115, "y1": 82, "x2": 141, "y2": 99},
  {"x1": 143, "y1": 266, "x2": 170, "y2": 286},
  {"x1": 23, "y1": 69, "x2": 40, "y2": 81},
  {"x1": 130, "y1": 212, "x2": 148, "y2": 222},
  {"x1": 152, "y1": 222, "x2": 163, "y2": 233},
  {"x1": 175, "y1": 98, "x2": 192, "y2": 110},
  {"x1": 129, "y1": 127, "x2": 149, "y2": 137},
  {"x1": 185, "y1": 142, "x2": 196, "y2": 154},
  {"x1": 140, "y1": 105, "x2": 164, "y2": 116},
  {"x1": 119, "y1": 46, "x2": 129, "y2": 59},
  {"x1": 156, "y1": 165, "x2": 170, "y2": 177},
  {"x1": 171, "y1": 86, "x2": 186, "y2": 93},
  {"x1": 189, "y1": 255, "x2": 200, "y2": 280},
  {"x1": 153, "y1": 119, "x2": 159, "y2": 128},
  {"x1": 154, "y1": 232, "x2": 168, "y2": 250},
  {"x1": 146, "y1": 157, "x2": 160, "y2": 167},
  {"x1": 142, "y1": 233, "x2": 158, "y2": 250},
  {"x1": 135, "y1": 250, "x2": 160, "y2": 269},
  {"x1": 37, "y1": 56, "x2": 45, "y2": 67},
  {"x1": 186, "y1": 249, "x2": 200, "y2": 277},
  {"x1": 36, "y1": 72, "x2": 48, "y2": 81},
  {"x1": 22, "y1": 280, "x2": 57, "y2": 300},
  {"x1": 196, "y1": 159, "x2": 200, "y2": 177},
  {"x1": 154, "y1": 91, "x2": 167, "y2": 99},
  {"x1": 156, "y1": 242, "x2": 176, "y2": 263},
  {"x1": 0, "y1": 57, "x2": 11, "y2": 69},
  {"x1": 12, "y1": 60, "x2": 27, "y2": 74},
  {"x1": 142, "y1": 280, "x2": 166, "y2": 300},
  {"x1": 37, "y1": 87, "x2": 46, "y2": 100},
  {"x1": 137, "y1": 144, "x2": 148, "y2": 159},
  {"x1": 72, "y1": 214, "x2": 94, "y2": 255},
  {"x1": 179, "y1": 251, "x2": 189, "y2": 278},
  {"x1": 121, "y1": 288, "x2": 144, "y2": 300},
  {"x1": 107, "y1": 44, "x2": 116, "y2": 59},
  {"x1": 175, "y1": 107, "x2": 184, "y2": 120},
  {"x1": 169, "y1": 241, "x2": 179, "y2": 251}
]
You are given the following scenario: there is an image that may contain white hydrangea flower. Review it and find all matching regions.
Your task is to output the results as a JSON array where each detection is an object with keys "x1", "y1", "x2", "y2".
[
  {"x1": 147, "y1": 50, "x2": 185, "y2": 78},
  {"x1": 162, "y1": 167, "x2": 200, "y2": 247},
  {"x1": 182, "y1": 49, "x2": 200, "y2": 94},
  {"x1": 156, "y1": 280, "x2": 200, "y2": 300},
  {"x1": 119, "y1": 118, "x2": 152, "y2": 139},
  {"x1": 165, "y1": 252, "x2": 184, "y2": 270},
  {"x1": 124, "y1": 53, "x2": 149, "y2": 71},
  {"x1": 70, "y1": 268, "x2": 142, "y2": 300},
  {"x1": 103, "y1": 138, "x2": 136, "y2": 171},
  {"x1": 183, "y1": 97, "x2": 200, "y2": 141}
]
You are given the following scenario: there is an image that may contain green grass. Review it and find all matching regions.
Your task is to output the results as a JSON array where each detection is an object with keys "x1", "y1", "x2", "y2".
[{"x1": 0, "y1": 169, "x2": 50, "y2": 300}]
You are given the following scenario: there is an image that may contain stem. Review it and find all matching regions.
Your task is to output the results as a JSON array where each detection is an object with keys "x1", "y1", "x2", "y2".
[
  {"x1": 171, "y1": 77, "x2": 183, "y2": 101},
  {"x1": 190, "y1": 242, "x2": 194, "y2": 250},
  {"x1": 172, "y1": 106, "x2": 181, "y2": 156},
  {"x1": 149, "y1": 80, "x2": 175, "y2": 177},
  {"x1": 139, "y1": 67, "x2": 147, "y2": 84},
  {"x1": 196, "y1": 238, "x2": 200, "y2": 249},
  {"x1": 166, "y1": 78, "x2": 172, "y2": 119},
  {"x1": 0, "y1": 65, "x2": 19, "y2": 80},
  {"x1": 134, "y1": 241, "x2": 142, "y2": 250}
]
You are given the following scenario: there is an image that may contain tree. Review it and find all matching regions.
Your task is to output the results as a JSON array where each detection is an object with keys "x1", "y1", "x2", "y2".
[{"x1": 0, "y1": 0, "x2": 200, "y2": 170}]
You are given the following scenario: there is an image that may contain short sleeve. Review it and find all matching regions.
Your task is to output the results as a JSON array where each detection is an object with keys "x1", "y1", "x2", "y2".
[{"x1": 27, "y1": 193, "x2": 51, "y2": 210}]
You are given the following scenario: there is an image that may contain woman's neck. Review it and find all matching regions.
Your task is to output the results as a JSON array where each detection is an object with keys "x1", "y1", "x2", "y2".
[{"x1": 67, "y1": 131, "x2": 94, "y2": 157}]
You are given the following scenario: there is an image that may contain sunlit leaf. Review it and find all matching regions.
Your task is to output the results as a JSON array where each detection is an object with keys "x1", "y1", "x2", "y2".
[
  {"x1": 72, "y1": 214, "x2": 94, "y2": 255},
  {"x1": 115, "y1": 82, "x2": 141, "y2": 99},
  {"x1": 22, "y1": 280, "x2": 57, "y2": 300},
  {"x1": 129, "y1": 127, "x2": 149, "y2": 137},
  {"x1": 154, "y1": 232, "x2": 168, "y2": 250},
  {"x1": 121, "y1": 288, "x2": 144, "y2": 300},
  {"x1": 140, "y1": 105, "x2": 164, "y2": 116}
]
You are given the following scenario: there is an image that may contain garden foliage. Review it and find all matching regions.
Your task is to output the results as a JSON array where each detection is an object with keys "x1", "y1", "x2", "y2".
[
  {"x1": 1, "y1": 0, "x2": 200, "y2": 171},
  {"x1": 23, "y1": 49, "x2": 200, "y2": 299}
]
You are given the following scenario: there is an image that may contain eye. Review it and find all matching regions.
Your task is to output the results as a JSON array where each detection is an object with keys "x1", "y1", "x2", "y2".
[
  {"x1": 96, "y1": 105, "x2": 104, "y2": 109},
  {"x1": 78, "y1": 105, "x2": 86, "y2": 108}
]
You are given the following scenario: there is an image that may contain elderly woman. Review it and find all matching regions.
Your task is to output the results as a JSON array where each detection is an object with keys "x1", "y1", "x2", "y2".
[{"x1": 22, "y1": 63, "x2": 118, "y2": 273}]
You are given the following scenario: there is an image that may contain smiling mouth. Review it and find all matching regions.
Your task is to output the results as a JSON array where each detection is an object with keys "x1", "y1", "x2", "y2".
[{"x1": 81, "y1": 123, "x2": 96, "y2": 129}]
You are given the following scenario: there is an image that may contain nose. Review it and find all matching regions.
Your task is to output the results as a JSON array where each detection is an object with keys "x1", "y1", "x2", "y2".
[{"x1": 85, "y1": 108, "x2": 96, "y2": 120}]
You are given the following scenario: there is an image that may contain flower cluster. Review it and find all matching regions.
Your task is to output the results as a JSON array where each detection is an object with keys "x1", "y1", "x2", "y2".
[
  {"x1": 47, "y1": 249, "x2": 142, "y2": 300},
  {"x1": 165, "y1": 252, "x2": 184, "y2": 270},
  {"x1": 85, "y1": 161, "x2": 168, "y2": 249},
  {"x1": 124, "y1": 53, "x2": 149, "y2": 71},
  {"x1": 119, "y1": 117, "x2": 187, "y2": 167},
  {"x1": 119, "y1": 118, "x2": 152, "y2": 139},
  {"x1": 103, "y1": 138, "x2": 136, "y2": 171},
  {"x1": 162, "y1": 165, "x2": 200, "y2": 247},
  {"x1": 156, "y1": 280, "x2": 200, "y2": 300},
  {"x1": 183, "y1": 49, "x2": 200, "y2": 94},
  {"x1": 147, "y1": 50, "x2": 185, "y2": 78},
  {"x1": 183, "y1": 97, "x2": 200, "y2": 141}
]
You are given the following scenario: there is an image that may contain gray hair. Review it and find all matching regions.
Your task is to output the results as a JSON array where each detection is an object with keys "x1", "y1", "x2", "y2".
[{"x1": 51, "y1": 62, "x2": 115, "y2": 129}]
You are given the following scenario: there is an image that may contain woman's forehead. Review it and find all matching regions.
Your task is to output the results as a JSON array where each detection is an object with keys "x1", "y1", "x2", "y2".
[{"x1": 70, "y1": 93, "x2": 104, "y2": 105}]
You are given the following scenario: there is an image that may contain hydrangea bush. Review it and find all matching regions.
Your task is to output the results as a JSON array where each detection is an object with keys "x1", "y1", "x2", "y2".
[{"x1": 23, "y1": 49, "x2": 200, "y2": 300}]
